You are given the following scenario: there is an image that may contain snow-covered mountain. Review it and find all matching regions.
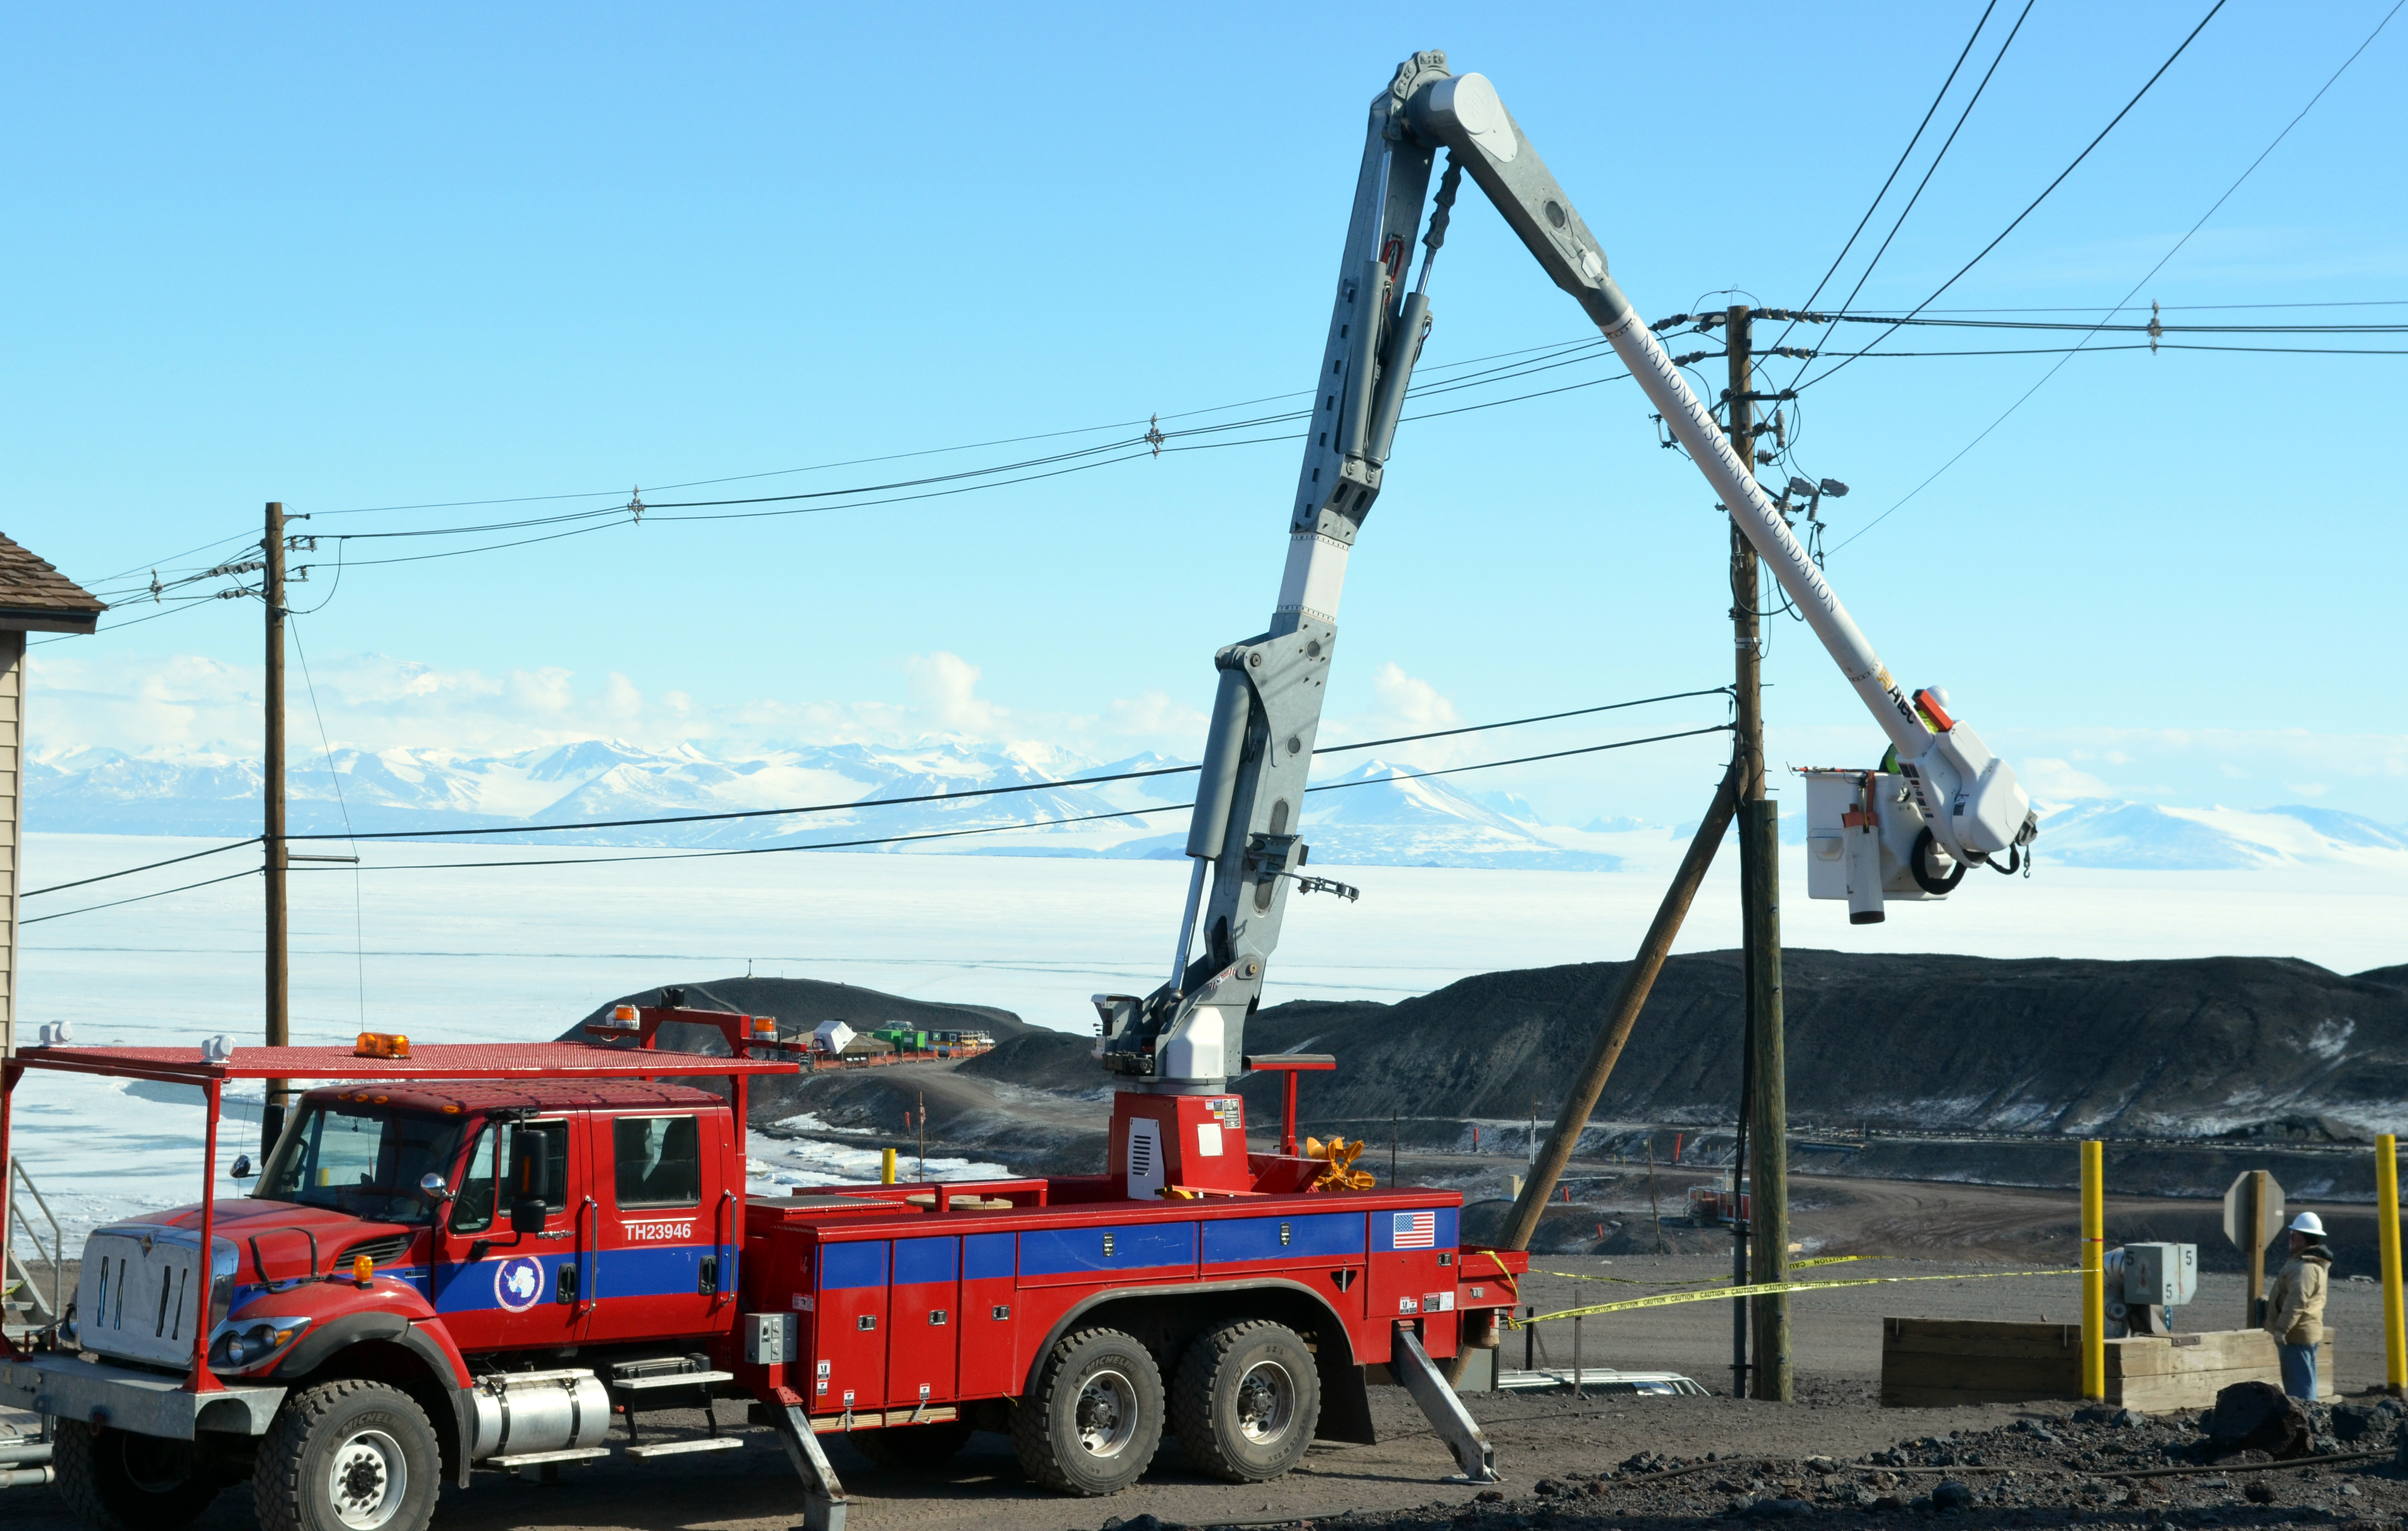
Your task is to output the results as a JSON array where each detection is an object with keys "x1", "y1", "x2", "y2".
[
  {"x1": 24, "y1": 740, "x2": 1615, "y2": 870},
  {"x1": 2032, "y1": 801, "x2": 2408, "y2": 871},
  {"x1": 1099, "y1": 761, "x2": 1620, "y2": 870}
]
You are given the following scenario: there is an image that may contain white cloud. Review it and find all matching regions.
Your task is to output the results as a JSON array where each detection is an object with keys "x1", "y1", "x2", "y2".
[
  {"x1": 1103, "y1": 689, "x2": 1207, "y2": 743},
  {"x1": 2020, "y1": 757, "x2": 2112, "y2": 803},
  {"x1": 901, "y1": 651, "x2": 1004, "y2": 734},
  {"x1": 26, "y1": 642, "x2": 1225, "y2": 768},
  {"x1": 1314, "y1": 663, "x2": 1477, "y2": 769}
]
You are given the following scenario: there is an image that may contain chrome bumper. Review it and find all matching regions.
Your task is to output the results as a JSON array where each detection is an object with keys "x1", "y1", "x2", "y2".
[{"x1": 0, "y1": 1353, "x2": 286, "y2": 1438}]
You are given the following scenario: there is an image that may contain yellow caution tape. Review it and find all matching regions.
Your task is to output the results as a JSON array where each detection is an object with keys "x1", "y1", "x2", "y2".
[
  {"x1": 1510, "y1": 1267, "x2": 2079, "y2": 1327},
  {"x1": 1529, "y1": 1254, "x2": 1882, "y2": 1289}
]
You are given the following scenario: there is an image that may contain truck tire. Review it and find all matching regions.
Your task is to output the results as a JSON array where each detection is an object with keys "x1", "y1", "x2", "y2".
[
  {"x1": 1009, "y1": 1327, "x2": 1163, "y2": 1495},
  {"x1": 51, "y1": 1420, "x2": 218, "y2": 1531},
  {"x1": 852, "y1": 1419, "x2": 974, "y2": 1470},
  {"x1": 253, "y1": 1379, "x2": 441, "y2": 1531},
  {"x1": 1168, "y1": 1319, "x2": 1321, "y2": 1482}
]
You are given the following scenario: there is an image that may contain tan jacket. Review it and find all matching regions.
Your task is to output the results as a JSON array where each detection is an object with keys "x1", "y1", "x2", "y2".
[{"x1": 2265, "y1": 1247, "x2": 2331, "y2": 1346}]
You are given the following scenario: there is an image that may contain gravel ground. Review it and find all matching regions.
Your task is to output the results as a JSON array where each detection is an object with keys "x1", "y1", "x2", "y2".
[{"x1": 6, "y1": 1256, "x2": 2397, "y2": 1531}]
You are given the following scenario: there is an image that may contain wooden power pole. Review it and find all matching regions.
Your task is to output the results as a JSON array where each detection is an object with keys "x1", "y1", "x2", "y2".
[
  {"x1": 263, "y1": 501, "x2": 289, "y2": 1159},
  {"x1": 1726, "y1": 305, "x2": 1792, "y2": 1402}
]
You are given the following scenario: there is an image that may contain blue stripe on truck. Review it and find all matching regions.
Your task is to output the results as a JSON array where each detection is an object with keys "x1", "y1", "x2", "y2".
[
  {"x1": 1200, "y1": 1212, "x2": 1364, "y2": 1264},
  {"x1": 894, "y1": 1237, "x2": 956, "y2": 1285},
  {"x1": 820, "y1": 1242, "x2": 889, "y2": 1290},
  {"x1": 964, "y1": 1232, "x2": 1013, "y2": 1281},
  {"x1": 1019, "y1": 1222, "x2": 1195, "y2": 1277}
]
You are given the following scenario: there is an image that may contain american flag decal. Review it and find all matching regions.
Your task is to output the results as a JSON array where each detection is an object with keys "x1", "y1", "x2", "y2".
[{"x1": 1393, "y1": 1210, "x2": 1437, "y2": 1249}]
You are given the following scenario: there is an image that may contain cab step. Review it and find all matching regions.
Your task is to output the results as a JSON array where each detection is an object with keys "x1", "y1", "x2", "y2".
[
  {"x1": 611, "y1": 1369, "x2": 735, "y2": 1392},
  {"x1": 624, "y1": 1436, "x2": 746, "y2": 1460},
  {"x1": 489, "y1": 1448, "x2": 612, "y2": 1471}
]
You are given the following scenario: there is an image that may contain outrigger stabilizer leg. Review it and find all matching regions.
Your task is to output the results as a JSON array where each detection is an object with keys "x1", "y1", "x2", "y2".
[
  {"x1": 766, "y1": 1391, "x2": 849, "y2": 1531},
  {"x1": 1393, "y1": 1325, "x2": 1499, "y2": 1482}
]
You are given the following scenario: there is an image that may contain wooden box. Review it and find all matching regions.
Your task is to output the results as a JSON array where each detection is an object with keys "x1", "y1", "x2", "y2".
[{"x1": 1879, "y1": 1318, "x2": 2317, "y2": 1412}]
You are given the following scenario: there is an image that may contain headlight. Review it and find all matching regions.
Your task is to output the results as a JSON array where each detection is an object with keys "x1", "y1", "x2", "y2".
[{"x1": 207, "y1": 1315, "x2": 310, "y2": 1373}]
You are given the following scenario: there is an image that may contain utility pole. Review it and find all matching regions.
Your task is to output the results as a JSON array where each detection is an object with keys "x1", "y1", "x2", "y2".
[
  {"x1": 263, "y1": 502, "x2": 289, "y2": 1161},
  {"x1": 1725, "y1": 305, "x2": 1792, "y2": 1402}
]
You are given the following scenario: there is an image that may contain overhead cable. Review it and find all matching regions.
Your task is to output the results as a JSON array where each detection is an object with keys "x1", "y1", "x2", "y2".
[
  {"x1": 286, "y1": 681, "x2": 1725, "y2": 844},
  {"x1": 1789, "y1": 0, "x2": 2035, "y2": 389},
  {"x1": 294, "y1": 723, "x2": 1735, "y2": 875},
  {"x1": 30, "y1": 722, "x2": 1734, "y2": 918},
  {"x1": 1833, "y1": 0, "x2": 2404, "y2": 552},
  {"x1": 1799, "y1": 0, "x2": 2229, "y2": 395},
  {"x1": 1763, "y1": 0, "x2": 2002, "y2": 362}
]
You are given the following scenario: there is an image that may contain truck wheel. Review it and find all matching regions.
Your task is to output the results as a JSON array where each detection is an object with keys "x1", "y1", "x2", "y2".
[
  {"x1": 254, "y1": 1379, "x2": 441, "y2": 1531},
  {"x1": 51, "y1": 1420, "x2": 218, "y2": 1531},
  {"x1": 1169, "y1": 1319, "x2": 1321, "y2": 1482},
  {"x1": 1009, "y1": 1327, "x2": 1164, "y2": 1495},
  {"x1": 851, "y1": 1419, "x2": 974, "y2": 1470}
]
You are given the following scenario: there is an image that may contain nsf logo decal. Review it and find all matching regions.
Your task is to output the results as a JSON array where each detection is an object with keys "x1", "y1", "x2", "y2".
[{"x1": 494, "y1": 1255, "x2": 546, "y2": 1313}]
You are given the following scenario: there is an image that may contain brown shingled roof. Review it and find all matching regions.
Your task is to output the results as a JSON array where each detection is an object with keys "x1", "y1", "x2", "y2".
[{"x1": 0, "y1": 532, "x2": 104, "y2": 634}]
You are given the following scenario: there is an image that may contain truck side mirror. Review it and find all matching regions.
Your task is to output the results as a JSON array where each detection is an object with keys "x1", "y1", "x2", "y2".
[
  {"x1": 507, "y1": 1125, "x2": 551, "y2": 1233},
  {"x1": 418, "y1": 1172, "x2": 454, "y2": 1205},
  {"x1": 230, "y1": 1155, "x2": 255, "y2": 1180},
  {"x1": 509, "y1": 1130, "x2": 550, "y2": 1200}
]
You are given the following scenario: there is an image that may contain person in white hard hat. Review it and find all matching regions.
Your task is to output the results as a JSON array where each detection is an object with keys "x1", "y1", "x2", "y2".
[{"x1": 2264, "y1": 1211, "x2": 2333, "y2": 1399}]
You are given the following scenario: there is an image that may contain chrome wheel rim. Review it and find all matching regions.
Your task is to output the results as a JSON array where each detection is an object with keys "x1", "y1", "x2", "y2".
[
  {"x1": 1074, "y1": 1367, "x2": 1140, "y2": 1459},
  {"x1": 326, "y1": 1428, "x2": 407, "y2": 1530},
  {"x1": 1233, "y1": 1359, "x2": 1296, "y2": 1445}
]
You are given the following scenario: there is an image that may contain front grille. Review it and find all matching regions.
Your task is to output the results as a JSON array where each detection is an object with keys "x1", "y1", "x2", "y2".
[{"x1": 76, "y1": 1227, "x2": 230, "y2": 1368}]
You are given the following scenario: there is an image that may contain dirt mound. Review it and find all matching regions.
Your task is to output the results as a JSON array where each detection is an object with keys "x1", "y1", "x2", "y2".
[
  {"x1": 2361, "y1": 963, "x2": 2408, "y2": 989},
  {"x1": 558, "y1": 974, "x2": 1026, "y2": 1052},
  {"x1": 1239, "y1": 949, "x2": 2408, "y2": 1141},
  {"x1": 956, "y1": 1029, "x2": 1094, "y2": 1087}
]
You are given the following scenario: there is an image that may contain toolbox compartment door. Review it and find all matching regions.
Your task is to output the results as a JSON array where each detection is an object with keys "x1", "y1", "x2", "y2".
[
  {"x1": 1363, "y1": 1206, "x2": 1460, "y2": 1362},
  {"x1": 958, "y1": 1231, "x2": 1017, "y2": 1400},
  {"x1": 888, "y1": 1235, "x2": 959, "y2": 1408},
  {"x1": 1016, "y1": 1220, "x2": 1197, "y2": 1289},
  {"x1": 815, "y1": 1239, "x2": 889, "y2": 1414}
]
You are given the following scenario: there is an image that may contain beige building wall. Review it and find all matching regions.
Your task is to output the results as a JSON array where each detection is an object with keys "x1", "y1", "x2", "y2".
[{"x1": 0, "y1": 629, "x2": 19, "y2": 1059}]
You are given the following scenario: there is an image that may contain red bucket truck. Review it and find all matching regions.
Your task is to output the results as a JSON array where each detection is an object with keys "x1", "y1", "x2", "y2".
[{"x1": 1, "y1": 1004, "x2": 1522, "y2": 1531}]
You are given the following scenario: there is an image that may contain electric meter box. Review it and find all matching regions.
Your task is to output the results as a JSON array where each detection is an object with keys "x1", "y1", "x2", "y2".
[{"x1": 2120, "y1": 1242, "x2": 2197, "y2": 1309}]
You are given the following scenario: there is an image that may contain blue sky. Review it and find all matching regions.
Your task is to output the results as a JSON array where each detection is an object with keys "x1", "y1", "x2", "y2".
[{"x1": 10, "y1": 2, "x2": 2406, "y2": 825}]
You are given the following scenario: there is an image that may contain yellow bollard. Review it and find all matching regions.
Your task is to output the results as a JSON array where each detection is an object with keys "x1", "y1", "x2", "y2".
[
  {"x1": 2380, "y1": 1133, "x2": 2405, "y2": 1397},
  {"x1": 881, "y1": 1146, "x2": 898, "y2": 1185},
  {"x1": 2081, "y1": 1139, "x2": 2106, "y2": 1402}
]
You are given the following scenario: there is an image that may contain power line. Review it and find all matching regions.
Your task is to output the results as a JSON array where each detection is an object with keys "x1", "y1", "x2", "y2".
[
  {"x1": 1799, "y1": 0, "x2": 2229, "y2": 396},
  {"x1": 1316, "y1": 687, "x2": 1731, "y2": 754},
  {"x1": 1764, "y1": 0, "x2": 2002, "y2": 362},
  {"x1": 32, "y1": 721, "x2": 1733, "y2": 917},
  {"x1": 21, "y1": 867, "x2": 262, "y2": 926},
  {"x1": 300, "y1": 334, "x2": 1629, "y2": 521},
  {"x1": 22, "y1": 837, "x2": 263, "y2": 899},
  {"x1": 290, "y1": 616, "x2": 368, "y2": 1026},
  {"x1": 1789, "y1": 0, "x2": 2035, "y2": 390},
  {"x1": 1834, "y1": 0, "x2": 2404, "y2": 552},
  {"x1": 1875, "y1": 299, "x2": 2408, "y2": 313},
  {"x1": 286, "y1": 680, "x2": 1724, "y2": 844},
  {"x1": 292, "y1": 723, "x2": 1735, "y2": 875},
  {"x1": 1814, "y1": 314, "x2": 2408, "y2": 334},
  {"x1": 34, "y1": 681, "x2": 1723, "y2": 902},
  {"x1": 1811, "y1": 343, "x2": 2408, "y2": 358}
]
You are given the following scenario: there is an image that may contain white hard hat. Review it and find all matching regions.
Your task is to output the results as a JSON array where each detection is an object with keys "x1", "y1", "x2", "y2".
[{"x1": 2289, "y1": 1211, "x2": 2325, "y2": 1237}]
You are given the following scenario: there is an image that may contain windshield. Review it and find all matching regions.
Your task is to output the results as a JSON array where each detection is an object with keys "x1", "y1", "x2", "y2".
[{"x1": 258, "y1": 1102, "x2": 466, "y2": 1225}]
